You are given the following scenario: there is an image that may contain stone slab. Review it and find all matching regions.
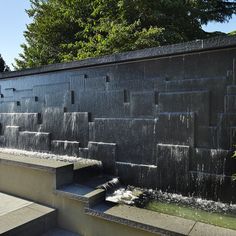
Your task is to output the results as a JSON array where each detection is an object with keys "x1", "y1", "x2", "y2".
[
  {"x1": 0, "y1": 152, "x2": 73, "y2": 171},
  {"x1": 86, "y1": 202, "x2": 196, "y2": 236},
  {"x1": 88, "y1": 141, "x2": 117, "y2": 174},
  {"x1": 55, "y1": 183, "x2": 105, "y2": 206},
  {"x1": 0, "y1": 192, "x2": 32, "y2": 217},
  {"x1": 156, "y1": 112, "x2": 195, "y2": 146},
  {"x1": 156, "y1": 144, "x2": 190, "y2": 192},
  {"x1": 18, "y1": 131, "x2": 51, "y2": 152},
  {"x1": 62, "y1": 112, "x2": 89, "y2": 146},
  {"x1": 158, "y1": 90, "x2": 209, "y2": 125},
  {"x1": 130, "y1": 91, "x2": 156, "y2": 117},
  {"x1": 189, "y1": 222, "x2": 236, "y2": 236},
  {"x1": 0, "y1": 192, "x2": 56, "y2": 235},
  {"x1": 93, "y1": 118, "x2": 156, "y2": 164},
  {"x1": 116, "y1": 162, "x2": 158, "y2": 188},
  {"x1": 4, "y1": 125, "x2": 20, "y2": 148},
  {"x1": 51, "y1": 140, "x2": 80, "y2": 156}
]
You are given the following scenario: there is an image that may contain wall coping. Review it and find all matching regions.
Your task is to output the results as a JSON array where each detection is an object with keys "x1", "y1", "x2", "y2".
[{"x1": 1, "y1": 35, "x2": 236, "y2": 79}]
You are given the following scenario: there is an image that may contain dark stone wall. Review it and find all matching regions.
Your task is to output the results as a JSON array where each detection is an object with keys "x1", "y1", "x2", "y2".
[{"x1": 0, "y1": 36, "x2": 236, "y2": 202}]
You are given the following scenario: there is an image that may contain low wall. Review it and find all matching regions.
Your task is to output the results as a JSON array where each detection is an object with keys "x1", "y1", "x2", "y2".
[{"x1": 0, "y1": 36, "x2": 236, "y2": 202}]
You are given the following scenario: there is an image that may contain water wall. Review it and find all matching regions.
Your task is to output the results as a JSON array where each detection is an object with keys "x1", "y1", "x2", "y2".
[{"x1": 0, "y1": 36, "x2": 236, "y2": 202}]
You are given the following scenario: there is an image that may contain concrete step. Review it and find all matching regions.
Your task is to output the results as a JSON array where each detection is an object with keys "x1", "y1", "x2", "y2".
[
  {"x1": 55, "y1": 183, "x2": 105, "y2": 207},
  {"x1": 0, "y1": 192, "x2": 56, "y2": 236},
  {"x1": 41, "y1": 228, "x2": 80, "y2": 236},
  {"x1": 85, "y1": 202, "x2": 236, "y2": 236}
]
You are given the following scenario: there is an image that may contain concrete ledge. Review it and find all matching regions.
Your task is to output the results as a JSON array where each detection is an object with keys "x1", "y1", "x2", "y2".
[
  {"x1": 85, "y1": 203, "x2": 195, "y2": 236},
  {"x1": 0, "y1": 35, "x2": 236, "y2": 79},
  {"x1": 55, "y1": 183, "x2": 105, "y2": 207},
  {"x1": 85, "y1": 202, "x2": 236, "y2": 236},
  {"x1": 0, "y1": 152, "x2": 73, "y2": 173},
  {"x1": 0, "y1": 192, "x2": 56, "y2": 235},
  {"x1": 189, "y1": 222, "x2": 236, "y2": 236}
]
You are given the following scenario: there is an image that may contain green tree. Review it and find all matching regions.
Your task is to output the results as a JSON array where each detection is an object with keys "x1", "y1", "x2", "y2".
[
  {"x1": 229, "y1": 30, "x2": 236, "y2": 35},
  {"x1": 0, "y1": 54, "x2": 9, "y2": 72},
  {"x1": 15, "y1": 0, "x2": 236, "y2": 69}
]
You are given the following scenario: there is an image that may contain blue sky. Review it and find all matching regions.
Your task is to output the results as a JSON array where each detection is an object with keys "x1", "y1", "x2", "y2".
[{"x1": 0, "y1": 0, "x2": 235, "y2": 70}]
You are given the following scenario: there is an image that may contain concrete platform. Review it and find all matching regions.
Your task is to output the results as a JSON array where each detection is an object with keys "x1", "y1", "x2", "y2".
[{"x1": 0, "y1": 192, "x2": 56, "y2": 236}]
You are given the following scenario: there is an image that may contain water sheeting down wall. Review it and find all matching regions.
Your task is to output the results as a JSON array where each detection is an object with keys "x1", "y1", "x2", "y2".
[{"x1": 0, "y1": 36, "x2": 236, "y2": 202}]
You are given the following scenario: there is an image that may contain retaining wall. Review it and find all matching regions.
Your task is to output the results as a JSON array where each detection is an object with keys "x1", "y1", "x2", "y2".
[{"x1": 1, "y1": 36, "x2": 236, "y2": 202}]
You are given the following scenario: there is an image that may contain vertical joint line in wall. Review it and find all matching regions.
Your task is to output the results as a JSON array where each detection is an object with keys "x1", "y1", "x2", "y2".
[
  {"x1": 124, "y1": 89, "x2": 129, "y2": 103},
  {"x1": 233, "y1": 58, "x2": 236, "y2": 85},
  {"x1": 104, "y1": 75, "x2": 110, "y2": 83},
  {"x1": 71, "y1": 91, "x2": 75, "y2": 104},
  {"x1": 154, "y1": 91, "x2": 159, "y2": 105}
]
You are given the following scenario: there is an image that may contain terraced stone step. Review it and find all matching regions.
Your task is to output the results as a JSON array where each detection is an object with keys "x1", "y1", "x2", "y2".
[
  {"x1": 55, "y1": 183, "x2": 105, "y2": 207},
  {"x1": 0, "y1": 192, "x2": 56, "y2": 236},
  {"x1": 85, "y1": 202, "x2": 236, "y2": 236}
]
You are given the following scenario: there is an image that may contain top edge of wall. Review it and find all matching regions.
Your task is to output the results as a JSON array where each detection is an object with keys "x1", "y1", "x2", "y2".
[{"x1": 1, "y1": 35, "x2": 236, "y2": 79}]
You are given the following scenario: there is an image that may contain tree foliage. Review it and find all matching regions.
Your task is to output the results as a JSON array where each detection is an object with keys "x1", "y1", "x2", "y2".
[
  {"x1": 229, "y1": 30, "x2": 236, "y2": 35},
  {"x1": 15, "y1": 0, "x2": 236, "y2": 69},
  {"x1": 0, "y1": 54, "x2": 9, "y2": 72}
]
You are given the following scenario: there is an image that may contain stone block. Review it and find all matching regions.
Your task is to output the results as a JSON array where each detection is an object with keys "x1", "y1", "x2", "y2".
[
  {"x1": 33, "y1": 82, "x2": 70, "y2": 97},
  {"x1": 156, "y1": 112, "x2": 195, "y2": 146},
  {"x1": 70, "y1": 74, "x2": 86, "y2": 91},
  {"x1": 108, "y1": 78, "x2": 154, "y2": 91},
  {"x1": 116, "y1": 162, "x2": 158, "y2": 188},
  {"x1": 227, "y1": 85, "x2": 236, "y2": 95},
  {"x1": 84, "y1": 76, "x2": 108, "y2": 91},
  {"x1": 189, "y1": 172, "x2": 236, "y2": 203},
  {"x1": 62, "y1": 112, "x2": 89, "y2": 147},
  {"x1": 196, "y1": 126, "x2": 218, "y2": 148},
  {"x1": 163, "y1": 77, "x2": 228, "y2": 125},
  {"x1": 191, "y1": 148, "x2": 230, "y2": 175},
  {"x1": 18, "y1": 131, "x2": 51, "y2": 152},
  {"x1": 0, "y1": 101, "x2": 21, "y2": 113},
  {"x1": 130, "y1": 91, "x2": 156, "y2": 117},
  {"x1": 0, "y1": 135, "x2": 5, "y2": 147},
  {"x1": 4, "y1": 87, "x2": 15, "y2": 97},
  {"x1": 230, "y1": 127, "x2": 236, "y2": 148},
  {"x1": 4, "y1": 126, "x2": 20, "y2": 148},
  {"x1": 20, "y1": 97, "x2": 43, "y2": 113},
  {"x1": 77, "y1": 90, "x2": 128, "y2": 118},
  {"x1": 40, "y1": 107, "x2": 65, "y2": 140},
  {"x1": 156, "y1": 144, "x2": 190, "y2": 193},
  {"x1": 51, "y1": 140, "x2": 80, "y2": 156},
  {"x1": 88, "y1": 141, "x2": 116, "y2": 174},
  {"x1": 93, "y1": 118, "x2": 156, "y2": 164},
  {"x1": 224, "y1": 95, "x2": 236, "y2": 113},
  {"x1": 217, "y1": 113, "x2": 236, "y2": 149},
  {"x1": 158, "y1": 91, "x2": 209, "y2": 125},
  {"x1": 0, "y1": 113, "x2": 40, "y2": 133},
  {"x1": 45, "y1": 90, "x2": 72, "y2": 108},
  {"x1": 12, "y1": 88, "x2": 33, "y2": 100}
]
